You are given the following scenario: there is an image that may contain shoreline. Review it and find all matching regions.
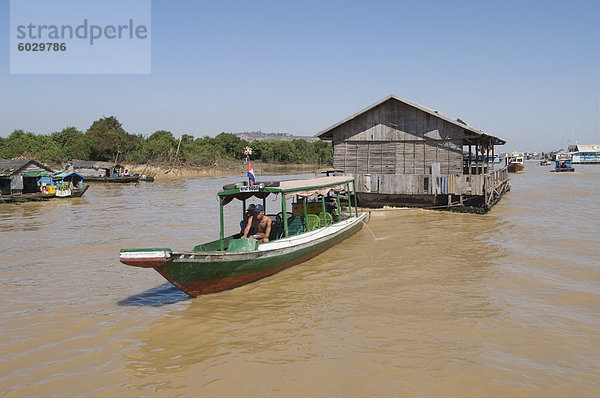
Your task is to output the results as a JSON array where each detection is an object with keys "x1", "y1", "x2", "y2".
[{"x1": 122, "y1": 161, "x2": 328, "y2": 181}]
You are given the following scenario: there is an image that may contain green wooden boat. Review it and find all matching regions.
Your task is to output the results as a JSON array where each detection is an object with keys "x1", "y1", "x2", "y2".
[{"x1": 120, "y1": 176, "x2": 366, "y2": 297}]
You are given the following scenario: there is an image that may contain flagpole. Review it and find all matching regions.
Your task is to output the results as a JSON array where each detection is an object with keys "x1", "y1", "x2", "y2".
[{"x1": 244, "y1": 146, "x2": 255, "y2": 186}]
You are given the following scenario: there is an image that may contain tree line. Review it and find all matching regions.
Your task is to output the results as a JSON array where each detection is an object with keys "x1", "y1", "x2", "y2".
[{"x1": 0, "y1": 116, "x2": 332, "y2": 166}]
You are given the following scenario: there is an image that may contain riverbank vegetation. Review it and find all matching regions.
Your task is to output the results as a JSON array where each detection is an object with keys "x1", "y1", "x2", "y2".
[{"x1": 0, "y1": 116, "x2": 332, "y2": 168}]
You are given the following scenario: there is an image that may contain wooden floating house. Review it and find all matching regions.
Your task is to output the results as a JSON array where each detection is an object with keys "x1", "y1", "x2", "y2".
[
  {"x1": 64, "y1": 160, "x2": 124, "y2": 179},
  {"x1": 0, "y1": 159, "x2": 54, "y2": 195},
  {"x1": 316, "y1": 95, "x2": 510, "y2": 212}
]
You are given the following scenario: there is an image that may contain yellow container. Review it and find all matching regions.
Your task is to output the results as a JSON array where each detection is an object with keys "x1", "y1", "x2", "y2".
[{"x1": 47, "y1": 185, "x2": 56, "y2": 194}]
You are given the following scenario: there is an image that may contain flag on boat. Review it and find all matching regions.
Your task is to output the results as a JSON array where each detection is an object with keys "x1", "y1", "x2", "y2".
[{"x1": 247, "y1": 161, "x2": 256, "y2": 185}]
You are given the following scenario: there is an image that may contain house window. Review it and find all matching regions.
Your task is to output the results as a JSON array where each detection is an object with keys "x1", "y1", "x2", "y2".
[{"x1": 424, "y1": 177, "x2": 429, "y2": 192}]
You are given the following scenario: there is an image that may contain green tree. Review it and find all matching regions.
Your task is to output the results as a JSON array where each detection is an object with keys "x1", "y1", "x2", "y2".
[
  {"x1": 0, "y1": 130, "x2": 61, "y2": 164},
  {"x1": 213, "y1": 133, "x2": 247, "y2": 159},
  {"x1": 181, "y1": 134, "x2": 194, "y2": 144},
  {"x1": 146, "y1": 130, "x2": 176, "y2": 162},
  {"x1": 51, "y1": 127, "x2": 91, "y2": 160},
  {"x1": 1, "y1": 130, "x2": 37, "y2": 159},
  {"x1": 32, "y1": 135, "x2": 61, "y2": 164},
  {"x1": 273, "y1": 141, "x2": 295, "y2": 163},
  {"x1": 125, "y1": 134, "x2": 148, "y2": 164},
  {"x1": 86, "y1": 116, "x2": 141, "y2": 162},
  {"x1": 314, "y1": 140, "x2": 332, "y2": 165},
  {"x1": 182, "y1": 136, "x2": 218, "y2": 166}
]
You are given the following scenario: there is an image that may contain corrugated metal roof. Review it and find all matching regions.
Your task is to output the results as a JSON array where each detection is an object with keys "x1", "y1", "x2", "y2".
[{"x1": 315, "y1": 94, "x2": 505, "y2": 145}]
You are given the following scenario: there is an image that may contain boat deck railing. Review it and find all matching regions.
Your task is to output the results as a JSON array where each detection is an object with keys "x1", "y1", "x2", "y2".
[{"x1": 194, "y1": 208, "x2": 352, "y2": 253}]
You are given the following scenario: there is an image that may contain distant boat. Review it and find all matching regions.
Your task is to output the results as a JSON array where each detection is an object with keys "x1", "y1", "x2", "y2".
[
  {"x1": 551, "y1": 158, "x2": 575, "y2": 172},
  {"x1": 51, "y1": 172, "x2": 90, "y2": 197},
  {"x1": 136, "y1": 175, "x2": 154, "y2": 182},
  {"x1": 507, "y1": 155, "x2": 525, "y2": 173},
  {"x1": 85, "y1": 175, "x2": 140, "y2": 183},
  {"x1": 540, "y1": 159, "x2": 552, "y2": 166}
]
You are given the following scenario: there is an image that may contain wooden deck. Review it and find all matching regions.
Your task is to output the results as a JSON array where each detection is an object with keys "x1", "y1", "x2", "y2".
[{"x1": 483, "y1": 165, "x2": 510, "y2": 209}]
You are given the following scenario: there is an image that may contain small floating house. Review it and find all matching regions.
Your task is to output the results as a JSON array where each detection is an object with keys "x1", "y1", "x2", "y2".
[
  {"x1": 0, "y1": 159, "x2": 55, "y2": 195},
  {"x1": 316, "y1": 95, "x2": 510, "y2": 212},
  {"x1": 63, "y1": 160, "x2": 125, "y2": 179}
]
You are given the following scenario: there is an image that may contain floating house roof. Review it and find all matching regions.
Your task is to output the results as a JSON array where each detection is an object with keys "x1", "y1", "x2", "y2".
[
  {"x1": 570, "y1": 144, "x2": 600, "y2": 153},
  {"x1": 0, "y1": 159, "x2": 54, "y2": 177},
  {"x1": 65, "y1": 160, "x2": 122, "y2": 169},
  {"x1": 315, "y1": 94, "x2": 505, "y2": 146},
  {"x1": 52, "y1": 171, "x2": 84, "y2": 180}
]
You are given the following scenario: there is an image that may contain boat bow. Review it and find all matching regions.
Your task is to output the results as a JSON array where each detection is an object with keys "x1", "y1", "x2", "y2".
[{"x1": 120, "y1": 248, "x2": 173, "y2": 268}]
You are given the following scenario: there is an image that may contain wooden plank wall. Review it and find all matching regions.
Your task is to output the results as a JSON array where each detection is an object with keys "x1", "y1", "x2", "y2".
[
  {"x1": 328, "y1": 98, "x2": 494, "y2": 197},
  {"x1": 74, "y1": 167, "x2": 107, "y2": 177},
  {"x1": 335, "y1": 142, "x2": 400, "y2": 175},
  {"x1": 333, "y1": 140, "x2": 463, "y2": 176},
  {"x1": 331, "y1": 100, "x2": 465, "y2": 142}
]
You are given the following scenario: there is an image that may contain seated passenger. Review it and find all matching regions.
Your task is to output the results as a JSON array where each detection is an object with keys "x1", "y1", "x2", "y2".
[
  {"x1": 242, "y1": 204, "x2": 272, "y2": 242},
  {"x1": 239, "y1": 204, "x2": 256, "y2": 234}
]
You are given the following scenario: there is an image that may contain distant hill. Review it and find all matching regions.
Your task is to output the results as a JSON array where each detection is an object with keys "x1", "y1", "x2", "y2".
[{"x1": 235, "y1": 131, "x2": 318, "y2": 142}]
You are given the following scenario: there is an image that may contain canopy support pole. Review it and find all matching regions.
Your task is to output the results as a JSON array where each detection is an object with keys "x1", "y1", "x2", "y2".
[
  {"x1": 347, "y1": 183, "x2": 352, "y2": 216},
  {"x1": 242, "y1": 198, "x2": 246, "y2": 220},
  {"x1": 302, "y1": 197, "x2": 308, "y2": 232},
  {"x1": 282, "y1": 194, "x2": 288, "y2": 237},
  {"x1": 321, "y1": 195, "x2": 327, "y2": 226},
  {"x1": 353, "y1": 181, "x2": 358, "y2": 217},
  {"x1": 336, "y1": 192, "x2": 341, "y2": 222},
  {"x1": 219, "y1": 196, "x2": 225, "y2": 251}
]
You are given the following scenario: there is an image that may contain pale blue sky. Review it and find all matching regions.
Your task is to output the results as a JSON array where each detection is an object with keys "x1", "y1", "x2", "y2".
[{"x1": 2, "y1": 0, "x2": 599, "y2": 152}]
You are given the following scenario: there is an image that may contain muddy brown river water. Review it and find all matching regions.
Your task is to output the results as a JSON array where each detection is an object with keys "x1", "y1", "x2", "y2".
[{"x1": 1, "y1": 165, "x2": 599, "y2": 397}]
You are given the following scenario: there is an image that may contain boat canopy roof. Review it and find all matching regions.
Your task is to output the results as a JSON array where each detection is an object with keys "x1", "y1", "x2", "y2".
[
  {"x1": 52, "y1": 171, "x2": 84, "y2": 180},
  {"x1": 218, "y1": 176, "x2": 355, "y2": 205}
]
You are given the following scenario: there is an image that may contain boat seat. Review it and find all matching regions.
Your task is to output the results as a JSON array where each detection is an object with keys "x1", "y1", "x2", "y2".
[
  {"x1": 269, "y1": 220, "x2": 284, "y2": 241},
  {"x1": 227, "y1": 238, "x2": 259, "y2": 252},
  {"x1": 287, "y1": 215, "x2": 305, "y2": 236},
  {"x1": 267, "y1": 214, "x2": 280, "y2": 222},
  {"x1": 318, "y1": 212, "x2": 333, "y2": 227},
  {"x1": 306, "y1": 214, "x2": 321, "y2": 231},
  {"x1": 277, "y1": 211, "x2": 293, "y2": 221}
]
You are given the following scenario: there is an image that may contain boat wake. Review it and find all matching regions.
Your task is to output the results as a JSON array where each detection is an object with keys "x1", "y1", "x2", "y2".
[{"x1": 360, "y1": 219, "x2": 388, "y2": 241}]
